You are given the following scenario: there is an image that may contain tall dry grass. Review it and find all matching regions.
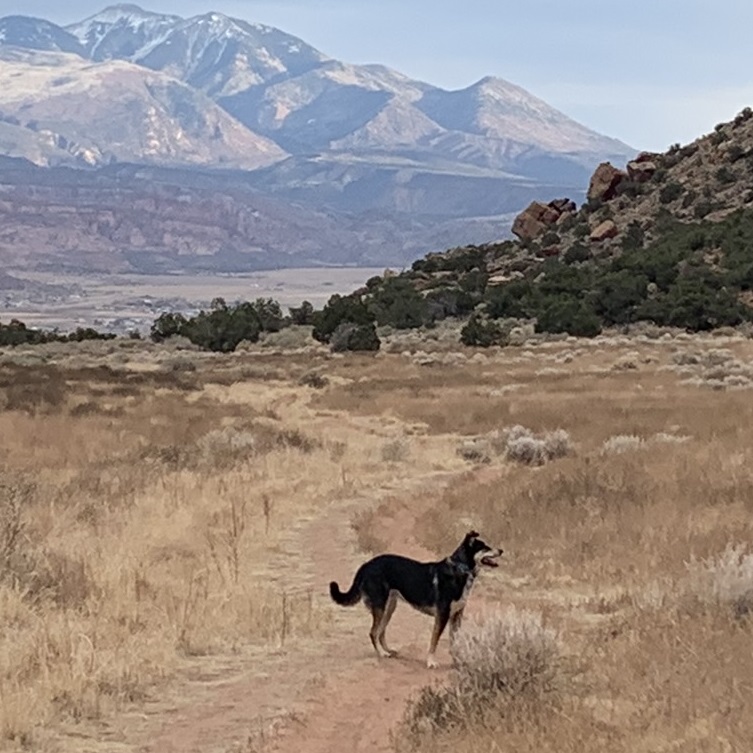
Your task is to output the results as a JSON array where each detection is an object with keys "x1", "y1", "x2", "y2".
[
  {"x1": 4, "y1": 334, "x2": 753, "y2": 752},
  {"x1": 0, "y1": 357, "x2": 359, "y2": 747},
  {"x1": 378, "y1": 340, "x2": 753, "y2": 753},
  {"x1": 0, "y1": 348, "x2": 465, "y2": 749}
]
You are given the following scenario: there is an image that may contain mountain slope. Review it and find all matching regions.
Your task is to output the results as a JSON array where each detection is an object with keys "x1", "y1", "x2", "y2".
[
  {"x1": 0, "y1": 16, "x2": 84, "y2": 54},
  {"x1": 418, "y1": 76, "x2": 627, "y2": 155},
  {"x1": 60, "y1": 5, "x2": 633, "y2": 172},
  {"x1": 0, "y1": 159, "x2": 517, "y2": 272},
  {"x1": 0, "y1": 48, "x2": 286, "y2": 169},
  {"x1": 67, "y1": 6, "x2": 328, "y2": 97}
]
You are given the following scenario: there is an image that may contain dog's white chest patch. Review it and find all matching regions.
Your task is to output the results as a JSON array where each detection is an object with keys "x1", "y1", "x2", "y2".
[{"x1": 450, "y1": 572, "x2": 475, "y2": 615}]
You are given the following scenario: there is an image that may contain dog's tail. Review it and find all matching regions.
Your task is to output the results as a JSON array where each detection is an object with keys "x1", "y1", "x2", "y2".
[{"x1": 329, "y1": 570, "x2": 363, "y2": 606}]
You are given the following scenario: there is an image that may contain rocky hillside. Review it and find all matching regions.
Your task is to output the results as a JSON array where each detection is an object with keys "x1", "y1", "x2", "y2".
[{"x1": 350, "y1": 108, "x2": 753, "y2": 338}]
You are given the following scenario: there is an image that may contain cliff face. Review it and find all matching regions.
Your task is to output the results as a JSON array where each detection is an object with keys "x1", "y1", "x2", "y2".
[
  {"x1": 0, "y1": 160, "x2": 520, "y2": 272},
  {"x1": 0, "y1": 162, "x2": 361, "y2": 272}
]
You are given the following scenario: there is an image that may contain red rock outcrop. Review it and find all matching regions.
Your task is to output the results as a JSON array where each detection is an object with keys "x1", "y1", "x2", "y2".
[
  {"x1": 511, "y1": 198, "x2": 576, "y2": 241},
  {"x1": 627, "y1": 159, "x2": 657, "y2": 183},
  {"x1": 587, "y1": 162, "x2": 628, "y2": 202},
  {"x1": 589, "y1": 219, "x2": 618, "y2": 242}
]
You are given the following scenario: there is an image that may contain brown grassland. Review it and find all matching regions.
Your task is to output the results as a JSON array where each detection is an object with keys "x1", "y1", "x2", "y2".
[{"x1": 1, "y1": 330, "x2": 753, "y2": 751}]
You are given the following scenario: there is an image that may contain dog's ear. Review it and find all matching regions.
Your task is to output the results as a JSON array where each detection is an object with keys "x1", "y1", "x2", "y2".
[{"x1": 467, "y1": 530, "x2": 479, "y2": 540}]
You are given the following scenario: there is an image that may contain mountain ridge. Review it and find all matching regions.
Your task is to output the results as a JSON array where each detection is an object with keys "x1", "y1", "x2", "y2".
[{"x1": 0, "y1": 4, "x2": 638, "y2": 271}]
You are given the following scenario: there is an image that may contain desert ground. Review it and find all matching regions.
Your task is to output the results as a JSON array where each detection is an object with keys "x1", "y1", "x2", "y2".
[
  {"x1": 1, "y1": 268, "x2": 385, "y2": 333},
  {"x1": 2, "y1": 324, "x2": 753, "y2": 752}
]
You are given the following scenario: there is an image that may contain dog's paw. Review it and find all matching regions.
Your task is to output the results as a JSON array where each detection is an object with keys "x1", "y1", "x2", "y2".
[
  {"x1": 385, "y1": 649, "x2": 399, "y2": 658},
  {"x1": 426, "y1": 655, "x2": 439, "y2": 669}
]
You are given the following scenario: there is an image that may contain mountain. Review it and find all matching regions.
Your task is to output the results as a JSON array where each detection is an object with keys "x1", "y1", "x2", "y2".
[
  {"x1": 67, "y1": 6, "x2": 327, "y2": 96},
  {"x1": 0, "y1": 15, "x2": 84, "y2": 54},
  {"x1": 0, "y1": 47, "x2": 286, "y2": 169},
  {"x1": 0, "y1": 4, "x2": 637, "y2": 270},
  {"x1": 349, "y1": 107, "x2": 753, "y2": 339}
]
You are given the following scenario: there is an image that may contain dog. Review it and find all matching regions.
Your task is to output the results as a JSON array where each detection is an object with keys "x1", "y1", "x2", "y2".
[{"x1": 329, "y1": 530, "x2": 502, "y2": 668}]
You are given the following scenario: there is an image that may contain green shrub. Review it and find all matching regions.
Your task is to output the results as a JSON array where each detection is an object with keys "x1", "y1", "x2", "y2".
[
  {"x1": 726, "y1": 144, "x2": 745, "y2": 162},
  {"x1": 329, "y1": 322, "x2": 380, "y2": 352},
  {"x1": 653, "y1": 167, "x2": 668, "y2": 184},
  {"x1": 250, "y1": 298, "x2": 285, "y2": 333},
  {"x1": 424, "y1": 287, "x2": 475, "y2": 320},
  {"x1": 616, "y1": 180, "x2": 644, "y2": 198},
  {"x1": 592, "y1": 270, "x2": 649, "y2": 325},
  {"x1": 460, "y1": 314, "x2": 508, "y2": 347},
  {"x1": 716, "y1": 166, "x2": 736, "y2": 185},
  {"x1": 151, "y1": 312, "x2": 188, "y2": 342},
  {"x1": 563, "y1": 243, "x2": 590, "y2": 264},
  {"x1": 659, "y1": 182, "x2": 684, "y2": 204},
  {"x1": 622, "y1": 221, "x2": 645, "y2": 251},
  {"x1": 0, "y1": 319, "x2": 114, "y2": 347},
  {"x1": 457, "y1": 268, "x2": 489, "y2": 295},
  {"x1": 180, "y1": 299, "x2": 262, "y2": 352},
  {"x1": 312, "y1": 294, "x2": 374, "y2": 343},
  {"x1": 536, "y1": 298, "x2": 601, "y2": 337},
  {"x1": 369, "y1": 277, "x2": 427, "y2": 329},
  {"x1": 485, "y1": 281, "x2": 533, "y2": 319},
  {"x1": 573, "y1": 223, "x2": 590, "y2": 240},
  {"x1": 694, "y1": 202, "x2": 715, "y2": 219},
  {"x1": 541, "y1": 231, "x2": 561, "y2": 247},
  {"x1": 637, "y1": 279, "x2": 748, "y2": 331},
  {"x1": 289, "y1": 300, "x2": 314, "y2": 326}
]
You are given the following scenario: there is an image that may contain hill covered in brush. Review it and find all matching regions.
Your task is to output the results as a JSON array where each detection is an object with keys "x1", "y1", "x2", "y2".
[{"x1": 314, "y1": 107, "x2": 753, "y2": 345}]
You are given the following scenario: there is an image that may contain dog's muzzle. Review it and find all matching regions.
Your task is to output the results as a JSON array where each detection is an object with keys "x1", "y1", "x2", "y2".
[{"x1": 480, "y1": 548, "x2": 503, "y2": 568}]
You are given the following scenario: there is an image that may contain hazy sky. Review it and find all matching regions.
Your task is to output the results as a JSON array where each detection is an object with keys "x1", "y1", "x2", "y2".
[{"x1": 4, "y1": 0, "x2": 753, "y2": 151}]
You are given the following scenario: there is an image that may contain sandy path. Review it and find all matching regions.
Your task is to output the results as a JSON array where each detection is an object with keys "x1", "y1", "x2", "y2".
[{"x1": 125, "y1": 471, "x2": 465, "y2": 753}]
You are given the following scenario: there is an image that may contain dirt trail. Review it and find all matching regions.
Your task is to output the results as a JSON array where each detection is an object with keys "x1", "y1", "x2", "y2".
[{"x1": 127, "y1": 471, "x2": 464, "y2": 753}]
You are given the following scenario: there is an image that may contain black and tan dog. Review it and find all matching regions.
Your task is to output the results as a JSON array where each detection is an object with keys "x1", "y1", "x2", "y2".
[{"x1": 329, "y1": 531, "x2": 502, "y2": 668}]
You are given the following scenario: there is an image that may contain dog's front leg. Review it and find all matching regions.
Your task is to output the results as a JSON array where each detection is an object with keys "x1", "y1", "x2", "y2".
[
  {"x1": 449, "y1": 609, "x2": 464, "y2": 644},
  {"x1": 426, "y1": 607, "x2": 450, "y2": 669}
]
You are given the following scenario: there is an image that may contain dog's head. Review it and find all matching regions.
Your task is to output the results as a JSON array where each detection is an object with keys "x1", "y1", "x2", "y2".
[{"x1": 457, "y1": 530, "x2": 503, "y2": 570}]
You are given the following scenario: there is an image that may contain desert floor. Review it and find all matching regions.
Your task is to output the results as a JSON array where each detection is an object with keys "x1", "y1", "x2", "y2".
[{"x1": 1, "y1": 326, "x2": 753, "y2": 752}]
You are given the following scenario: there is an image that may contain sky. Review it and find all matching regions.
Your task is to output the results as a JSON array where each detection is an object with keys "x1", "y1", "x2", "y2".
[{"x1": 3, "y1": 0, "x2": 753, "y2": 151}]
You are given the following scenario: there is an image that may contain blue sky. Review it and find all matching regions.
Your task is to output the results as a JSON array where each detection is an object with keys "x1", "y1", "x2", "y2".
[{"x1": 5, "y1": 0, "x2": 753, "y2": 151}]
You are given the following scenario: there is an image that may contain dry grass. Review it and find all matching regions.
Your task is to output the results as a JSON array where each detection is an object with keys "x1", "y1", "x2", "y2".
[
  {"x1": 0, "y1": 342, "x2": 467, "y2": 750},
  {"x1": 4, "y1": 333, "x2": 753, "y2": 751},
  {"x1": 0, "y1": 365, "x2": 333, "y2": 745},
  {"x1": 401, "y1": 608, "x2": 563, "y2": 746},
  {"x1": 374, "y1": 338, "x2": 753, "y2": 753}
]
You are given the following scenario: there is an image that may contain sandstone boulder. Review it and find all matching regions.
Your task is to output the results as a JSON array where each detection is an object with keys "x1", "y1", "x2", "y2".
[
  {"x1": 511, "y1": 201, "x2": 560, "y2": 240},
  {"x1": 627, "y1": 160, "x2": 657, "y2": 183},
  {"x1": 549, "y1": 198, "x2": 577, "y2": 214},
  {"x1": 511, "y1": 198, "x2": 576, "y2": 241},
  {"x1": 589, "y1": 219, "x2": 619, "y2": 242},
  {"x1": 587, "y1": 162, "x2": 627, "y2": 202}
]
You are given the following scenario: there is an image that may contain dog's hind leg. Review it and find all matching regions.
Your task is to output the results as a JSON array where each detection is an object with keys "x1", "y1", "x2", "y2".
[
  {"x1": 426, "y1": 606, "x2": 451, "y2": 669},
  {"x1": 377, "y1": 591, "x2": 399, "y2": 657},
  {"x1": 368, "y1": 606, "x2": 386, "y2": 658}
]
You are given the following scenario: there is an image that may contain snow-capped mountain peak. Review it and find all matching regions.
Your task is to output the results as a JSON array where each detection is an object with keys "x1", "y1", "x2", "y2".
[{"x1": 66, "y1": 5, "x2": 180, "y2": 61}]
